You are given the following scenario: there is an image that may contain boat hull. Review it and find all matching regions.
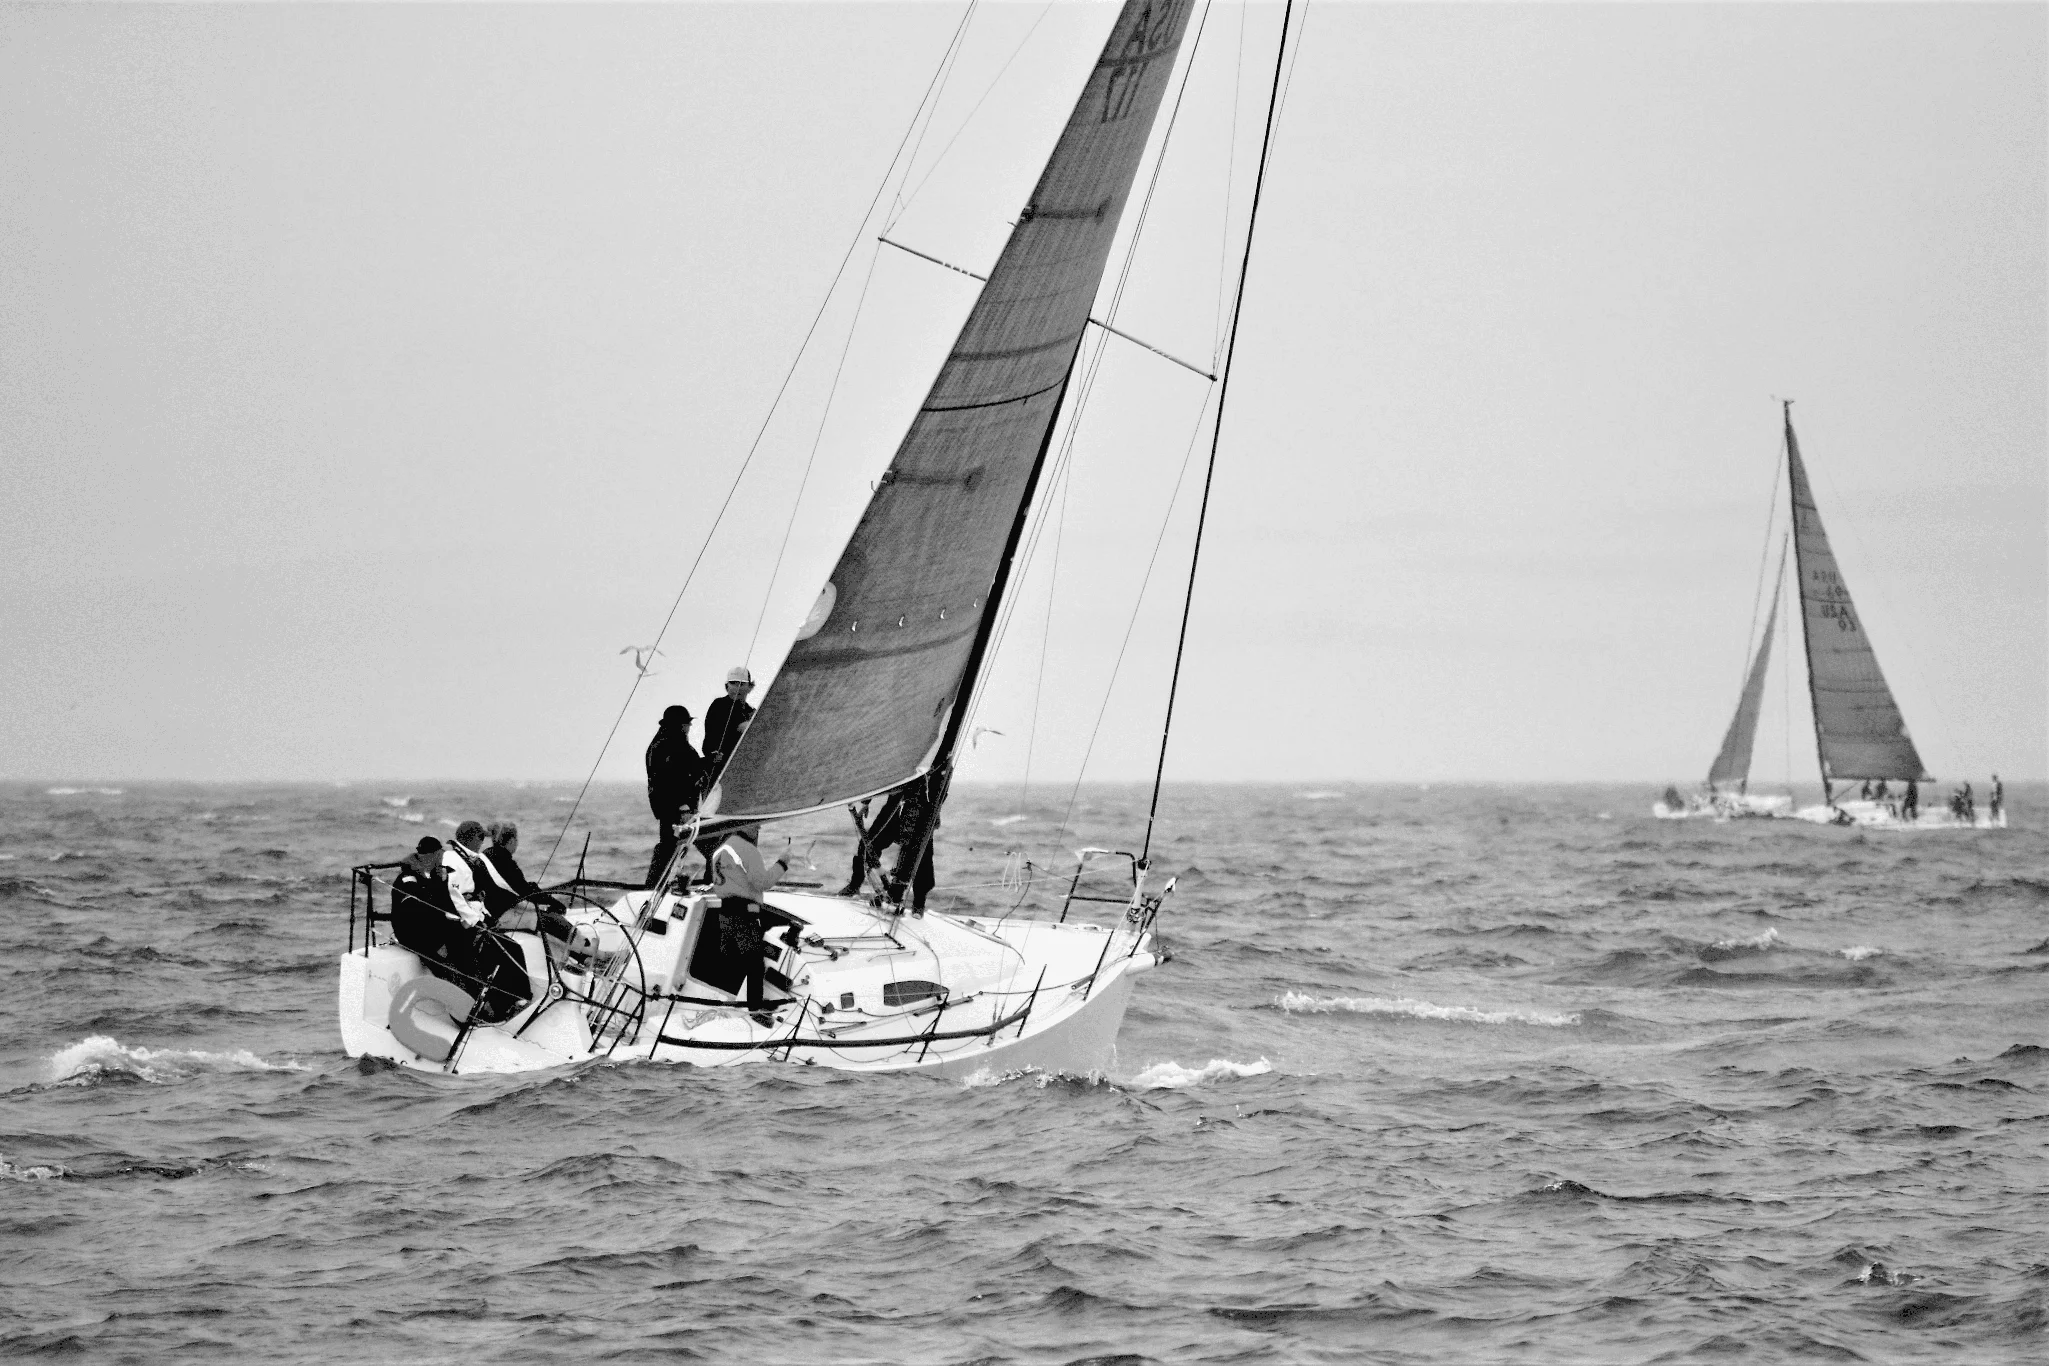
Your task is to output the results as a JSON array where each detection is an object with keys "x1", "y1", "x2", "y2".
[
  {"x1": 1792, "y1": 800, "x2": 2008, "y2": 830},
  {"x1": 339, "y1": 898, "x2": 1156, "y2": 1081}
]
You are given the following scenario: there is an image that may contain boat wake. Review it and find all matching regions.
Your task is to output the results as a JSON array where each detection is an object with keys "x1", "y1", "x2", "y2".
[
  {"x1": 47, "y1": 1035, "x2": 311, "y2": 1086},
  {"x1": 1278, "y1": 991, "x2": 1580, "y2": 1028},
  {"x1": 1126, "y1": 1058, "x2": 1273, "y2": 1089}
]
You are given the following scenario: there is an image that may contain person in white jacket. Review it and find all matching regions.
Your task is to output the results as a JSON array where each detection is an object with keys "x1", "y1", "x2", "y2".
[{"x1": 706, "y1": 827, "x2": 793, "y2": 1017}]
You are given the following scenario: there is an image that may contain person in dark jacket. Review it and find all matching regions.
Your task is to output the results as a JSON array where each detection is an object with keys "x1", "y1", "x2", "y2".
[
  {"x1": 389, "y1": 836, "x2": 466, "y2": 982},
  {"x1": 484, "y1": 822, "x2": 579, "y2": 963},
  {"x1": 838, "y1": 775, "x2": 938, "y2": 912},
  {"x1": 646, "y1": 705, "x2": 706, "y2": 886},
  {"x1": 702, "y1": 666, "x2": 756, "y2": 781}
]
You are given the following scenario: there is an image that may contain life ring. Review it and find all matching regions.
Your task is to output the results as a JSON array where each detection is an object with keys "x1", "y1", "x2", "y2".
[{"x1": 387, "y1": 976, "x2": 477, "y2": 1062}]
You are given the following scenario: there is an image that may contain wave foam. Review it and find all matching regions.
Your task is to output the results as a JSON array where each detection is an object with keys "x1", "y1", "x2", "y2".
[
  {"x1": 45, "y1": 787, "x2": 123, "y2": 796},
  {"x1": 0, "y1": 1154, "x2": 65, "y2": 1181},
  {"x1": 1127, "y1": 1057, "x2": 1272, "y2": 1090},
  {"x1": 1279, "y1": 991, "x2": 1580, "y2": 1028},
  {"x1": 48, "y1": 1035, "x2": 310, "y2": 1085},
  {"x1": 1841, "y1": 945, "x2": 1883, "y2": 961},
  {"x1": 1710, "y1": 927, "x2": 1781, "y2": 952}
]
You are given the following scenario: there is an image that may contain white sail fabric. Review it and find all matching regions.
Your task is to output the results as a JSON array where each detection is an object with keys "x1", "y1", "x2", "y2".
[
  {"x1": 711, "y1": 0, "x2": 1197, "y2": 823},
  {"x1": 1786, "y1": 418, "x2": 1930, "y2": 782},
  {"x1": 1707, "y1": 565, "x2": 1782, "y2": 789}
]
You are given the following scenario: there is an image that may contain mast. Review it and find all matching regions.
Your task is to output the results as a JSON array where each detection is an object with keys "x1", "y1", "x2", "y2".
[{"x1": 1784, "y1": 402, "x2": 1832, "y2": 804}]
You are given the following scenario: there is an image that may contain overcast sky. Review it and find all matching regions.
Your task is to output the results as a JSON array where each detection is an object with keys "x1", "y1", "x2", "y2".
[{"x1": 3, "y1": 2, "x2": 2042, "y2": 788}]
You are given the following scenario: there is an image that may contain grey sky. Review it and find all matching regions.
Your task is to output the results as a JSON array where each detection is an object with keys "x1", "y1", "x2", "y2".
[{"x1": 3, "y1": 2, "x2": 2042, "y2": 786}]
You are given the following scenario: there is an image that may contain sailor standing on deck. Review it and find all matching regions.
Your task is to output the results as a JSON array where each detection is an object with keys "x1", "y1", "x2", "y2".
[
  {"x1": 702, "y1": 667, "x2": 756, "y2": 782},
  {"x1": 707, "y1": 826, "x2": 793, "y2": 1018},
  {"x1": 645, "y1": 705, "x2": 705, "y2": 886}
]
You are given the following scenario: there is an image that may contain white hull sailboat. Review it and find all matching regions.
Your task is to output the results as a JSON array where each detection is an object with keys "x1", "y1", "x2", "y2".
[
  {"x1": 1658, "y1": 403, "x2": 2004, "y2": 830},
  {"x1": 338, "y1": 0, "x2": 1296, "y2": 1075}
]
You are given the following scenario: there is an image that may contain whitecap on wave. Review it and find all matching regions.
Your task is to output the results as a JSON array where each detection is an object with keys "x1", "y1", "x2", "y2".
[
  {"x1": 1126, "y1": 1058, "x2": 1272, "y2": 1089},
  {"x1": 48, "y1": 1036, "x2": 310, "y2": 1085},
  {"x1": 44, "y1": 787, "x2": 123, "y2": 796},
  {"x1": 381, "y1": 795, "x2": 411, "y2": 808},
  {"x1": 1295, "y1": 790, "x2": 1342, "y2": 801},
  {"x1": 1840, "y1": 945, "x2": 1883, "y2": 961},
  {"x1": 988, "y1": 814, "x2": 1028, "y2": 827},
  {"x1": 1279, "y1": 991, "x2": 1580, "y2": 1028},
  {"x1": 0, "y1": 1154, "x2": 64, "y2": 1181},
  {"x1": 1710, "y1": 927, "x2": 1780, "y2": 952}
]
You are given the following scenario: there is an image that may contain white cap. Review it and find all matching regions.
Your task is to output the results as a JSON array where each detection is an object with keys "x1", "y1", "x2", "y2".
[{"x1": 727, "y1": 665, "x2": 753, "y2": 685}]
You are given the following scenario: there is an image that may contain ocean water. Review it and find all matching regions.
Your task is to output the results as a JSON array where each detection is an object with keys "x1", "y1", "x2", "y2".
[{"x1": 3, "y1": 779, "x2": 2046, "y2": 1364}]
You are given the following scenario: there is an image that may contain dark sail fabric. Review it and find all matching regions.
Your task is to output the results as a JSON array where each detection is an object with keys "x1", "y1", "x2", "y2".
[
  {"x1": 711, "y1": 0, "x2": 1197, "y2": 822},
  {"x1": 1786, "y1": 416, "x2": 1930, "y2": 782},
  {"x1": 1707, "y1": 557, "x2": 1782, "y2": 790}
]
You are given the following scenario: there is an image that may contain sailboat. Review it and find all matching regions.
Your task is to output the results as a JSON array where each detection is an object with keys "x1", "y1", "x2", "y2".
[
  {"x1": 338, "y1": 0, "x2": 1284, "y2": 1075},
  {"x1": 1657, "y1": 403, "x2": 2001, "y2": 829}
]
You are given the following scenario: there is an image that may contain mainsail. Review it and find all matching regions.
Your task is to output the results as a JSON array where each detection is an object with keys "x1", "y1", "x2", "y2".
[
  {"x1": 1706, "y1": 543, "x2": 1784, "y2": 790},
  {"x1": 1785, "y1": 406, "x2": 1929, "y2": 783},
  {"x1": 712, "y1": 0, "x2": 1197, "y2": 822}
]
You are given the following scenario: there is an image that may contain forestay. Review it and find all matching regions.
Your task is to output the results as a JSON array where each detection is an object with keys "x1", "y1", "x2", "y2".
[
  {"x1": 1707, "y1": 547, "x2": 1783, "y2": 790},
  {"x1": 1785, "y1": 413, "x2": 1929, "y2": 783},
  {"x1": 711, "y1": 0, "x2": 1197, "y2": 823}
]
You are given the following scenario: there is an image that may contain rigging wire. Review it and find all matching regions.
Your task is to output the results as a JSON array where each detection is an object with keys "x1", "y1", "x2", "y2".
[
  {"x1": 536, "y1": 2, "x2": 987, "y2": 880},
  {"x1": 746, "y1": 246, "x2": 888, "y2": 664},
  {"x1": 888, "y1": 1, "x2": 1059, "y2": 234},
  {"x1": 1058, "y1": 387, "x2": 1220, "y2": 838},
  {"x1": 1736, "y1": 411, "x2": 1787, "y2": 698},
  {"x1": 1141, "y1": 0, "x2": 1299, "y2": 864}
]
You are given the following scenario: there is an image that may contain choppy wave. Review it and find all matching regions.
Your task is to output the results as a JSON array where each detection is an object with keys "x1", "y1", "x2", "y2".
[
  {"x1": 1278, "y1": 991, "x2": 1580, "y2": 1028},
  {"x1": 48, "y1": 1036, "x2": 310, "y2": 1085},
  {"x1": 1126, "y1": 1058, "x2": 1273, "y2": 1089},
  {"x1": 1841, "y1": 945, "x2": 1883, "y2": 961}
]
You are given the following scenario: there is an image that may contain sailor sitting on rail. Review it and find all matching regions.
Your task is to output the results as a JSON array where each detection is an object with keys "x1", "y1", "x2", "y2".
[{"x1": 440, "y1": 820, "x2": 537, "y2": 1023}]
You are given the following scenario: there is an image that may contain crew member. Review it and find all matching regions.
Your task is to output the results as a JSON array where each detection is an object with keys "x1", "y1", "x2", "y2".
[
  {"x1": 703, "y1": 666, "x2": 757, "y2": 781},
  {"x1": 707, "y1": 826, "x2": 793, "y2": 1017},
  {"x1": 1990, "y1": 774, "x2": 2003, "y2": 823},
  {"x1": 442, "y1": 820, "x2": 532, "y2": 1022},
  {"x1": 484, "y1": 821, "x2": 581, "y2": 964},
  {"x1": 645, "y1": 705, "x2": 705, "y2": 886},
  {"x1": 840, "y1": 775, "x2": 939, "y2": 913},
  {"x1": 389, "y1": 836, "x2": 465, "y2": 981}
]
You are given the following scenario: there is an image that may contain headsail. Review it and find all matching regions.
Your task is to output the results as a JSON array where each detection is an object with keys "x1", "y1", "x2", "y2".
[
  {"x1": 711, "y1": 0, "x2": 1197, "y2": 823},
  {"x1": 1785, "y1": 407, "x2": 1930, "y2": 783},
  {"x1": 1707, "y1": 541, "x2": 1785, "y2": 790}
]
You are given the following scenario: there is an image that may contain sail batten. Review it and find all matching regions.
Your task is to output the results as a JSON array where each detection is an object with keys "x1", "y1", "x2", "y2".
[
  {"x1": 1707, "y1": 548, "x2": 1783, "y2": 790},
  {"x1": 1785, "y1": 410, "x2": 1930, "y2": 783},
  {"x1": 711, "y1": 0, "x2": 1198, "y2": 824}
]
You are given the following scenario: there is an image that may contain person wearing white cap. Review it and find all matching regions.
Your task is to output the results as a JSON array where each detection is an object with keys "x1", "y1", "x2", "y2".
[{"x1": 703, "y1": 665, "x2": 756, "y2": 782}]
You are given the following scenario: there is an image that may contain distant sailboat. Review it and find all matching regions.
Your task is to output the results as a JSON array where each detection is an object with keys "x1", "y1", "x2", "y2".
[{"x1": 1658, "y1": 403, "x2": 2001, "y2": 828}]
